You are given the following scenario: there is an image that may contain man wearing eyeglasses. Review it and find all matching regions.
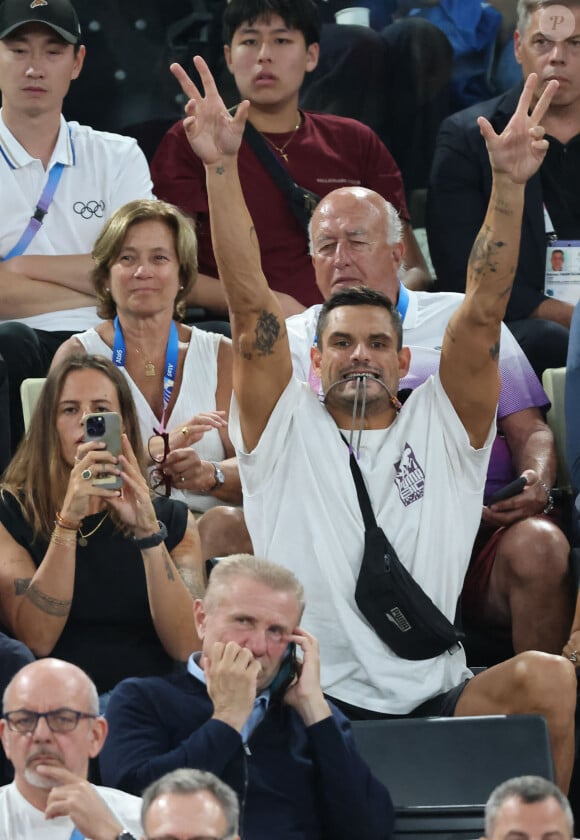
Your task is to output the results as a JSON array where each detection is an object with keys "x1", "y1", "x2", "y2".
[
  {"x1": 140, "y1": 768, "x2": 240, "y2": 840},
  {"x1": 0, "y1": 657, "x2": 141, "y2": 839}
]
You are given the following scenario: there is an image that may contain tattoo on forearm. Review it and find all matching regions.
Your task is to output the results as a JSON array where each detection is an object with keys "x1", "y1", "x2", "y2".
[
  {"x1": 489, "y1": 341, "x2": 500, "y2": 361},
  {"x1": 14, "y1": 579, "x2": 72, "y2": 616},
  {"x1": 253, "y1": 310, "x2": 281, "y2": 356},
  {"x1": 216, "y1": 165, "x2": 225, "y2": 175},
  {"x1": 469, "y1": 226, "x2": 507, "y2": 279},
  {"x1": 176, "y1": 565, "x2": 205, "y2": 599},
  {"x1": 160, "y1": 546, "x2": 175, "y2": 582},
  {"x1": 14, "y1": 578, "x2": 31, "y2": 596}
]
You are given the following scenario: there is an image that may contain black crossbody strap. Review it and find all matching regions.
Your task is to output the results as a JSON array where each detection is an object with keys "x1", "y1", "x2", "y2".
[
  {"x1": 243, "y1": 120, "x2": 302, "y2": 199},
  {"x1": 340, "y1": 434, "x2": 378, "y2": 531},
  {"x1": 242, "y1": 119, "x2": 320, "y2": 232}
]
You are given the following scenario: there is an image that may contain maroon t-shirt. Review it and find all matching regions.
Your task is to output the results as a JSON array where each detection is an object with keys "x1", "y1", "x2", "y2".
[{"x1": 151, "y1": 111, "x2": 410, "y2": 308}]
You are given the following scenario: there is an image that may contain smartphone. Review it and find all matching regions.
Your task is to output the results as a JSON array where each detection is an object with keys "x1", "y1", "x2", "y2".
[
  {"x1": 83, "y1": 412, "x2": 123, "y2": 490},
  {"x1": 270, "y1": 643, "x2": 298, "y2": 698},
  {"x1": 487, "y1": 475, "x2": 527, "y2": 506}
]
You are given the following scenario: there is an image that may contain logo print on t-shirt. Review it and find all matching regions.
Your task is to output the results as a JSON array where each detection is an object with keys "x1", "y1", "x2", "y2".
[
  {"x1": 73, "y1": 200, "x2": 105, "y2": 219},
  {"x1": 394, "y1": 443, "x2": 425, "y2": 506}
]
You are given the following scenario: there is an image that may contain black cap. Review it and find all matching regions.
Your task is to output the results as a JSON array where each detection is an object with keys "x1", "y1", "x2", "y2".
[{"x1": 0, "y1": 0, "x2": 81, "y2": 44}]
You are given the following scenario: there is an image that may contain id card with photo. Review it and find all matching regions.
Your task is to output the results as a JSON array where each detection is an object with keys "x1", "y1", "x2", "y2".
[{"x1": 545, "y1": 240, "x2": 580, "y2": 305}]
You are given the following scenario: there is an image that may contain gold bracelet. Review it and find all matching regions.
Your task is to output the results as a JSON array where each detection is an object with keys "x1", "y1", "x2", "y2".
[
  {"x1": 51, "y1": 525, "x2": 78, "y2": 547},
  {"x1": 55, "y1": 511, "x2": 80, "y2": 531}
]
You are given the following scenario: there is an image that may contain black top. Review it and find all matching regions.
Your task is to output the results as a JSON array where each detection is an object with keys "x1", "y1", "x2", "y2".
[{"x1": 0, "y1": 493, "x2": 188, "y2": 693}]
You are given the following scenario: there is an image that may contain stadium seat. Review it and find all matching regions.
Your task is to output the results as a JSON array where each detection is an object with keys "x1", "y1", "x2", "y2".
[
  {"x1": 351, "y1": 714, "x2": 555, "y2": 839},
  {"x1": 20, "y1": 378, "x2": 46, "y2": 431}
]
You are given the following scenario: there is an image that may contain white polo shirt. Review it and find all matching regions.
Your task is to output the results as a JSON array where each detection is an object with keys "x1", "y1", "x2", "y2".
[{"x1": 0, "y1": 110, "x2": 154, "y2": 331}]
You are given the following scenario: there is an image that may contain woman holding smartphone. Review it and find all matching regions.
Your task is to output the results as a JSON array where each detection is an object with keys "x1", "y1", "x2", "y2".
[
  {"x1": 52, "y1": 199, "x2": 249, "y2": 560},
  {"x1": 0, "y1": 355, "x2": 203, "y2": 700}
]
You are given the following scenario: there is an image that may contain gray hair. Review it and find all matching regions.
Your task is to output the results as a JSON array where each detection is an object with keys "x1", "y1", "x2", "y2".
[
  {"x1": 204, "y1": 554, "x2": 305, "y2": 618},
  {"x1": 141, "y1": 768, "x2": 239, "y2": 838},
  {"x1": 308, "y1": 191, "x2": 403, "y2": 256},
  {"x1": 517, "y1": 0, "x2": 580, "y2": 34},
  {"x1": 2, "y1": 659, "x2": 99, "y2": 717},
  {"x1": 485, "y1": 776, "x2": 573, "y2": 837}
]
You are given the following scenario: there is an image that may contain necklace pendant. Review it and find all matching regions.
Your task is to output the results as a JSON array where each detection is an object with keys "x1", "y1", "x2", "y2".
[
  {"x1": 280, "y1": 152, "x2": 289, "y2": 162},
  {"x1": 145, "y1": 361, "x2": 156, "y2": 377},
  {"x1": 78, "y1": 535, "x2": 88, "y2": 547}
]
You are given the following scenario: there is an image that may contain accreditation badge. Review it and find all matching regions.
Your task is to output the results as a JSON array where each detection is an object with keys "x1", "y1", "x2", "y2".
[{"x1": 544, "y1": 240, "x2": 580, "y2": 305}]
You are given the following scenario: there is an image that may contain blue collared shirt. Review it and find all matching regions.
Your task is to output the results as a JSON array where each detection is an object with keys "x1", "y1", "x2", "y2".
[{"x1": 187, "y1": 653, "x2": 270, "y2": 743}]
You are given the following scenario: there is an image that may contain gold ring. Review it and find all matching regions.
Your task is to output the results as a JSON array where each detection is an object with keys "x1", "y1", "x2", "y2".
[{"x1": 181, "y1": 426, "x2": 189, "y2": 436}]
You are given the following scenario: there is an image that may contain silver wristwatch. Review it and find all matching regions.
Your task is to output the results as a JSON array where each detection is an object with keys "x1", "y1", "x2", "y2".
[{"x1": 209, "y1": 461, "x2": 225, "y2": 491}]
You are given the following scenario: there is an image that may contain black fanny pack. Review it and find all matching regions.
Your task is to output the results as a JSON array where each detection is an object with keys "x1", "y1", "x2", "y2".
[{"x1": 346, "y1": 442, "x2": 463, "y2": 661}]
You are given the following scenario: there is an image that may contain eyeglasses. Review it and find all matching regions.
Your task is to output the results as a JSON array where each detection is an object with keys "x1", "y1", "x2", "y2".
[
  {"x1": 3, "y1": 708, "x2": 98, "y2": 734},
  {"x1": 148, "y1": 430, "x2": 171, "y2": 497}
]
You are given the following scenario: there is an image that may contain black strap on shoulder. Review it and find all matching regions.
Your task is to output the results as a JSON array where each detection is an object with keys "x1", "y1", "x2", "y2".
[
  {"x1": 242, "y1": 119, "x2": 320, "y2": 233},
  {"x1": 340, "y1": 434, "x2": 377, "y2": 531}
]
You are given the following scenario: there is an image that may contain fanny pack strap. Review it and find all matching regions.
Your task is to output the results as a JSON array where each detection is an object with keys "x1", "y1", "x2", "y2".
[
  {"x1": 242, "y1": 119, "x2": 320, "y2": 232},
  {"x1": 341, "y1": 434, "x2": 380, "y2": 532}
]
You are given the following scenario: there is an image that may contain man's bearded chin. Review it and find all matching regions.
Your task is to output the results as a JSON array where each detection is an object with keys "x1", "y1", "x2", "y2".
[
  {"x1": 323, "y1": 373, "x2": 401, "y2": 457},
  {"x1": 24, "y1": 752, "x2": 64, "y2": 789}
]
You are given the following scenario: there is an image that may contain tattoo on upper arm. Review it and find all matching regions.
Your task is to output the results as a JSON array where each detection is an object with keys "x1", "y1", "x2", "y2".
[
  {"x1": 253, "y1": 310, "x2": 281, "y2": 356},
  {"x1": 15, "y1": 579, "x2": 72, "y2": 616}
]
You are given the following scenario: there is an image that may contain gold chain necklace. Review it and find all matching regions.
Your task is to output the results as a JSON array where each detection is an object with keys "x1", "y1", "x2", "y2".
[
  {"x1": 259, "y1": 115, "x2": 301, "y2": 162},
  {"x1": 78, "y1": 511, "x2": 109, "y2": 547}
]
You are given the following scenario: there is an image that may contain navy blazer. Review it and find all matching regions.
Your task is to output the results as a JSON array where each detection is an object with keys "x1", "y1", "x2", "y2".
[{"x1": 99, "y1": 669, "x2": 394, "y2": 840}]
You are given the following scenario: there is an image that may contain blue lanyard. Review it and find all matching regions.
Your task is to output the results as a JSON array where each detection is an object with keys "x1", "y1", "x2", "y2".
[
  {"x1": 70, "y1": 830, "x2": 84, "y2": 839},
  {"x1": 113, "y1": 316, "x2": 179, "y2": 432},
  {"x1": 0, "y1": 127, "x2": 73, "y2": 262},
  {"x1": 396, "y1": 281, "x2": 409, "y2": 321}
]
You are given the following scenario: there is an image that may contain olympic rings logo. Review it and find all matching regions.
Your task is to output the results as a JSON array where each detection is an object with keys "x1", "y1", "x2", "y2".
[{"x1": 73, "y1": 200, "x2": 106, "y2": 219}]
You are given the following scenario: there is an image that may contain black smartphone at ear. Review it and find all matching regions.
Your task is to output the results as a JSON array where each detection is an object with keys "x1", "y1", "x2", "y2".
[{"x1": 269, "y1": 642, "x2": 298, "y2": 698}]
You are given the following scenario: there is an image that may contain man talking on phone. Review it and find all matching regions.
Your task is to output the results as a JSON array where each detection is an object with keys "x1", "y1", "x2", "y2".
[{"x1": 100, "y1": 554, "x2": 393, "y2": 840}]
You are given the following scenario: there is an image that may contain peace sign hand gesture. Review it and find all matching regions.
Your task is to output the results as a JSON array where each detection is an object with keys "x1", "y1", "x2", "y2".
[
  {"x1": 170, "y1": 55, "x2": 250, "y2": 165},
  {"x1": 477, "y1": 73, "x2": 558, "y2": 185}
]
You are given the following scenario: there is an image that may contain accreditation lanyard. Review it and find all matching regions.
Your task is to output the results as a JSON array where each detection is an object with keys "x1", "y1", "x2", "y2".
[
  {"x1": 70, "y1": 829, "x2": 84, "y2": 839},
  {"x1": 112, "y1": 316, "x2": 179, "y2": 433},
  {"x1": 0, "y1": 126, "x2": 73, "y2": 262}
]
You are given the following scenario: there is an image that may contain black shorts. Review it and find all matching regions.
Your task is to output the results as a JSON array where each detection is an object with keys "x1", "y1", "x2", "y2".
[{"x1": 326, "y1": 678, "x2": 471, "y2": 721}]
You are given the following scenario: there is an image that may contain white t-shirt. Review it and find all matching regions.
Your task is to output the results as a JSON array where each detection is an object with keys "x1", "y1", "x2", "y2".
[
  {"x1": 0, "y1": 111, "x2": 153, "y2": 332},
  {"x1": 0, "y1": 780, "x2": 141, "y2": 839},
  {"x1": 230, "y1": 374, "x2": 494, "y2": 714},
  {"x1": 77, "y1": 326, "x2": 226, "y2": 512}
]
